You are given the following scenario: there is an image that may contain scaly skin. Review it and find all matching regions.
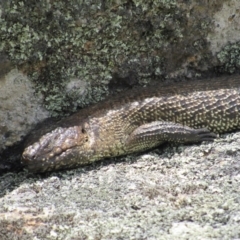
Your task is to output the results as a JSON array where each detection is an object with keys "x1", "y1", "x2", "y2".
[{"x1": 22, "y1": 75, "x2": 240, "y2": 172}]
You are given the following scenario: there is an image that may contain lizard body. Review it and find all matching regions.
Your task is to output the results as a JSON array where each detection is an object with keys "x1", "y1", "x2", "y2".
[{"x1": 22, "y1": 75, "x2": 240, "y2": 172}]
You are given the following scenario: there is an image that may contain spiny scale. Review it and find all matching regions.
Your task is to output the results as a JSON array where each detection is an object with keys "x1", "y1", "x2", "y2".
[{"x1": 22, "y1": 75, "x2": 240, "y2": 172}]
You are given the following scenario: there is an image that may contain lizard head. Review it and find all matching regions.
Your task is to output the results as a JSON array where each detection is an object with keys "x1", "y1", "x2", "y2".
[{"x1": 22, "y1": 124, "x2": 92, "y2": 172}]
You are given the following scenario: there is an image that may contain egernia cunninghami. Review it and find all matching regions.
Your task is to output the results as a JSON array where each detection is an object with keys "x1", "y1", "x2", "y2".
[{"x1": 22, "y1": 75, "x2": 240, "y2": 172}]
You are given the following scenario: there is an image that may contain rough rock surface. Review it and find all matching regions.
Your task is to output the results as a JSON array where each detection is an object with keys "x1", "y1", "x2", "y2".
[
  {"x1": 0, "y1": 132, "x2": 240, "y2": 239},
  {"x1": 1, "y1": 0, "x2": 240, "y2": 152},
  {"x1": 0, "y1": 0, "x2": 240, "y2": 239},
  {"x1": 0, "y1": 68, "x2": 49, "y2": 152},
  {"x1": 207, "y1": 0, "x2": 240, "y2": 54}
]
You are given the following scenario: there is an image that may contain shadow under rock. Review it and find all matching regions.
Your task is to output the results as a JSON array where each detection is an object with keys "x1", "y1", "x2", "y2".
[{"x1": 0, "y1": 140, "x2": 25, "y2": 175}]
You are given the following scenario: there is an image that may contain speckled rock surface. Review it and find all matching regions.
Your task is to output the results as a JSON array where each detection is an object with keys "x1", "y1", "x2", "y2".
[
  {"x1": 0, "y1": 132, "x2": 240, "y2": 239},
  {"x1": 1, "y1": 1, "x2": 240, "y2": 238},
  {"x1": 1, "y1": 0, "x2": 240, "y2": 152},
  {"x1": 0, "y1": 68, "x2": 49, "y2": 152},
  {"x1": 1, "y1": 0, "x2": 240, "y2": 168},
  {"x1": 207, "y1": 0, "x2": 240, "y2": 54},
  {"x1": 1, "y1": 0, "x2": 240, "y2": 118}
]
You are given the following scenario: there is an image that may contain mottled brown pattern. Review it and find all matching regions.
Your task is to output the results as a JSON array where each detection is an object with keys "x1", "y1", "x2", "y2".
[{"x1": 22, "y1": 75, "x2": 240, "y2": 172}]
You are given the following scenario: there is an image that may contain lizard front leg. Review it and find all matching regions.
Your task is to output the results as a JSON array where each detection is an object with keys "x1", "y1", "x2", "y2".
[{"x1": 126, "y1": 121, "x2": 217, "y2": 151}]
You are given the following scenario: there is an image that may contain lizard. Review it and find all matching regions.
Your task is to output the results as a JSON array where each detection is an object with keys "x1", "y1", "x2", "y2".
[{"x1": 22, "y1": 75, "x2": 240, "y2": 173}]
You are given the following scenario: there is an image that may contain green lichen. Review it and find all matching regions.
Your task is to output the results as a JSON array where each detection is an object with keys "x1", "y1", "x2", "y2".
[
  {"x1": 0, "y1": 0, "x2": 122, "y2": 116},
  {"x1": 0, "y1": 0, "x2": 219, "y2": 116},
  {"x1": 217, "y1": 41, "x2": 240, "y2": 74}
]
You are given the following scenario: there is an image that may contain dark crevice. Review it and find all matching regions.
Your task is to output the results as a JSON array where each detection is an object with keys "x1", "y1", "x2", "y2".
[{"x1": 0, "y1": 140, "x2": 26, "y2": 175}]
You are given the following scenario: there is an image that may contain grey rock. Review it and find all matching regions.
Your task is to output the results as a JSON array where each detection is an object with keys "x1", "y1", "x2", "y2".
[
  {"x1": 0, "y1": 68, "x2": 49, "y2": 152},
  {"x1": 0, "y1": 0, "x2": 240, "y2": 238},
  {"x1": 207, "y1": 0, "x2": 240, "y2": 54},
  {"x1": 0, "y1": 132, "x2": 240, "y2": 239}
]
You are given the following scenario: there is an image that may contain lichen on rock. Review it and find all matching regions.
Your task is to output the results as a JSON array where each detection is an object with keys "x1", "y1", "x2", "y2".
[{"x1": 1, "y1": 0, "x2": 232, "y2": 117}]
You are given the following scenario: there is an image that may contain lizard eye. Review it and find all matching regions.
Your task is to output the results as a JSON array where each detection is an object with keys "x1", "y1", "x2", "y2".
[{"x1": 81, "y1": 127, "x2": 88, "y2": 142}]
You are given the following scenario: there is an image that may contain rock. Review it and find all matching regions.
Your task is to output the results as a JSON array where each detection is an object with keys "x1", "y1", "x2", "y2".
[
  {"x1": 0, "y1": 66, "x2": 50, "y2": 171},
  {"x1": 0, "y1": 68, "x2": 49, "y2": 151},
  {"x1": 0, "y1": 0, "x2": 240, "y2": 238},
  {"x1": 207, "y1": 0, "x2": 240, "y2": 54},
  {"x1": 0, "y1": 132, "x2": 240, "y2": 239}
]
